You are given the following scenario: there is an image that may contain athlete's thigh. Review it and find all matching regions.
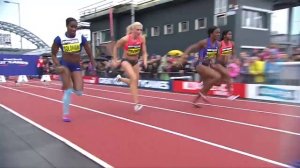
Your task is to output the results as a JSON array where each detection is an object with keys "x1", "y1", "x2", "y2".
[
  {"x1": 121, "y1": 61, "x2": 137, "y2": 80},
  {"x1": 212, "y1": 64, "x2": 229, "y2": 78},
  {"x1": 197, "y1": 64, "x2": 220, "y2": 79},
  {"x1": 57, "y1": 65, "x2": 72, "y2": 89}
]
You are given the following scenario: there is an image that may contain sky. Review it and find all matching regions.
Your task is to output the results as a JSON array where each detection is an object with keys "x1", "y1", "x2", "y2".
[
  {"x1": 0, "y1": 0, "x2": 299, "y2": 49},
  {"x1": 0, "y1": 0, "x2": 100, "y2": 49}
]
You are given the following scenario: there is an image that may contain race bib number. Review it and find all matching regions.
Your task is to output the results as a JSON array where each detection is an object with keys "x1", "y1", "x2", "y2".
[
  {"x1": 63, "y1": 43, "x2": 80, "y2": 53},
  {"x1": 206, "y1": 48, "x2": 217, "y2": 59},
  {"x1": 127, "y1": 47, "x2": 141, "y2": 56},
  {"x1": 222, "y1": 48, "x2": 232, "y2": 56}
]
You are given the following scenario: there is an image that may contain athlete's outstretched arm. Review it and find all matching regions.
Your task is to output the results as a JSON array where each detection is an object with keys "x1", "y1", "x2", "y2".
[
  {"x1": 51, "y1": 42, "x2": 60, "y2": 66},
  {"x1": 112, "y1": 37, "x2": 126, "y2": 67},
  {"x1": 178, "y1": 39, "x2": 206, "y2": 66}
]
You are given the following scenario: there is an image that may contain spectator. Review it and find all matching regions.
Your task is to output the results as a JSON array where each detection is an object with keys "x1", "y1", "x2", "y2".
[
  {"x1": 292, "y1": 47, "x2": 300, "y2": 61},
  {"x1": 265, "y1": 54, "x2": 281, "y2": 84},
  {"x1": 239, "y1": 52, "x2": 251, "y2": 83},
  {"x1": 145, "y1": 54, "x2": 161, "y2": 79},
  {"x1": 36, "y1": 56, "x2": 44, "y2": 79},
  {"x1": 158, "y1": 55, "x2": 171, "y2": 80},
  {"x1": 249, "y1": 56, "x2": 266, "y2": 83},
  {"x1": 227, "y1": 58, "x2": 240, "y2": 82}
]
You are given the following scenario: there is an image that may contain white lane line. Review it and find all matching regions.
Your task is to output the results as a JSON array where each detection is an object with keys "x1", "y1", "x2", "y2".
[
  {"x1": 33, "y1": 81, "x2": 300, "y2": 119},
  {"x1": 0, "y1": 104, "x2": 113, "y2": 168},
  {"x1": 84, "y1": 85, "x2": 300, "y2": 119},
  {"x1": 20, "y1": 83, "x2": 300, "y2": 136},
  {"x1": 96, "y1": 83, "x2": 300, "y2": 108},
  {"x1": 0, "y1": 85, "x2": 292, "y2": 168}
]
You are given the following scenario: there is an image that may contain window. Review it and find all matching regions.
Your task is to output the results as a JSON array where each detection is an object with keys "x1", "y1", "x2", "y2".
[
  {"x1": 242, "y1": 10, "x2": 267, "y2": 29},
  {"x1": 214, "y1": 0, "x2": 227, "y2": 26},
  {"x1": 92, "y1": 32, "x2": 98, "y2": 46},
  {"x1": 164, "y1": 24, "x2": 174, "y2": 35},
  {"x1": 100, "y1": 30, "x2": 111, "y2": 43},
  {"x1": 215, "y1": 0, "x2": 227, "y2": 14},
  {"x1": 195, "y1": 18, "x2": 207, "y2": 30},
  {"x1": 151, "y1": 26, "x2": 160, "y2": 36},
  {"x1": 215, "y1": 14, "x2": 227, "y2": 26},
  {"x1": 179, "y1": 21, "x2": 189, "y2": 32},
  {"x1": 94, "y1": 29, "x2": 111, "y2": 45},
  {"x1": 143, "y1": 28, "x2": 148, "y2": 37}
]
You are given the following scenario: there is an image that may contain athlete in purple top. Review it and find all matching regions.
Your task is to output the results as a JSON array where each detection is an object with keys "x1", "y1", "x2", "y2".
[{"x1": 177, "y1": 26, "x2": 222, "y2": 106}]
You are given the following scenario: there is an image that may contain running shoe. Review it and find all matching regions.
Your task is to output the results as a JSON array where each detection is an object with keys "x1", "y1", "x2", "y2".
[
  {"x1": 134, "y1": 104, "x2": 143, "y2": 112},
  {"x1": 62, "y1": 115, "x2": 71, "y2": 122},
  {"x1": 114, "y1": 74, "x2": 122, "y2": 82},
  {"x1": 227, "y1": 94, "x2": 239, "y2": 100},
  {"x1": 193, "y1": 92, "x2": 209, "y2": 108}
]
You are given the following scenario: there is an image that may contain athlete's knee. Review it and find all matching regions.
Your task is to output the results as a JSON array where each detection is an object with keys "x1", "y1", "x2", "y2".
[
  {"x1": 221, "y1": 72, "x2": 230, "y2": 81},
  {"x1": 213, "y1": 73, "x2": 222, "y2": 82},
  {"x1": 73, "y1": 89, "x2": 83, "y2": 96},
  {"x1": 130, "y1": 74, "x2": 138, "y2": 83}
]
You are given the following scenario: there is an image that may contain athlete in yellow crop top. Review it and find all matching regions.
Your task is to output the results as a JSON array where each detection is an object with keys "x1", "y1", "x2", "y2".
[{"x1": 51, "y1": 17, "x2": 95, "y2": 122}]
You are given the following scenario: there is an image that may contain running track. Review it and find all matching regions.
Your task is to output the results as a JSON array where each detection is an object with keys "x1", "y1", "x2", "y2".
[{"x1": 0, "y1": 80, "x2": 300, "y2": 167}]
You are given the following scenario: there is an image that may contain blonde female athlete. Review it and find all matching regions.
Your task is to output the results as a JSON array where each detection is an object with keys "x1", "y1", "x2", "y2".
[{"x1": 112, "y1": 22, "x2": 148, "y2": 111}]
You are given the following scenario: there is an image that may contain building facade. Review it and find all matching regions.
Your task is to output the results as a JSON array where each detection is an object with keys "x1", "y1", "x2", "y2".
[{"x1": 80, "y1": 0, "x2": 273, "y2": 57}]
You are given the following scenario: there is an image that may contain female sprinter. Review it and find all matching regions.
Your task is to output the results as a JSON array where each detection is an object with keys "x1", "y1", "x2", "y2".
[
  {"x1": 215, "y1": 30, "x2": 239, "y2": 100},
  {"x1": 112, "y1": 22, "x2": 148, "y2": 111},
  {"x1": 177, "y1": 26, "x2": 222, "y2": 107},
  {"x1": 51, "y1": 17, "x2": 95, "y2": 122}
]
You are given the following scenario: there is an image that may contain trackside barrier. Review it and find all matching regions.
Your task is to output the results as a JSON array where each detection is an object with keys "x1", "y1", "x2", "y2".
[
  {"x1": 98, "y1": 77, "x2": 171, "y2": 91},
  {"x1": 246, "y1": 84, "x2": 300, "y2": 104},
  {"x1": 0, "y1": 75, "x2": 6, "y2": 83},
  {"x1": 172, "y1": 80, "x2": 246, "y2": 98},
  {"x1": 51, "y1": 75, "x2": 300, "y2": 104}
]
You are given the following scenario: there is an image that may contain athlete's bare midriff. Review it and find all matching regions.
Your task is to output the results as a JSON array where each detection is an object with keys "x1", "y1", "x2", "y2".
[
  {"x1": 62, "y1": 53, "x2": 81, "y2": 64},
  {"x1": 123, "y1": 54, "x2": 139, "y2": 61}
]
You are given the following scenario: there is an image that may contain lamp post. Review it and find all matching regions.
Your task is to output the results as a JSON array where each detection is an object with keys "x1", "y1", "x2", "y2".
[
  {"x1": 131, "y1": 0, "x2": 135, "y2": 24},
  {"x1": 4, "y1": 0, "x2": 22, "y2": 49}
]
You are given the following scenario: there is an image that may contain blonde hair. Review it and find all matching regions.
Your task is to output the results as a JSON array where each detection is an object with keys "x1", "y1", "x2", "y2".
[{"x1": 126, "y1": 22, "x2": 143, "y2": 35}]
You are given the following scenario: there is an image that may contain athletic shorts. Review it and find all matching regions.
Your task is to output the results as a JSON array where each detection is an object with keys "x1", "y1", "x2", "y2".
[
  {"x1": 121, "y1": 58, "x2": 139, "y2": 66},
  {"x1": 195, "y1": 59, "x2": 211, "y2": 67},
  {"x1": 60, "y1": 59, "x2": 81, "y2": 72}
]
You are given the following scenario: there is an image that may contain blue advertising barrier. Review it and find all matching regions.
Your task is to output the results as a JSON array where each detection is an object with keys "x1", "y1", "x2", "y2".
[
  {"x1": 0, "y1": 54, "x2": 39, "y2": 76},
  {"x1": 98, "y1": 78, "x2": 172, "y2": 91}
]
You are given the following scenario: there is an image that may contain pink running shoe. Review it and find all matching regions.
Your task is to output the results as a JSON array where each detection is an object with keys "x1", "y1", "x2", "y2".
[{"x1": 62, "y1": 115, "x2": 71, "y2": 122}]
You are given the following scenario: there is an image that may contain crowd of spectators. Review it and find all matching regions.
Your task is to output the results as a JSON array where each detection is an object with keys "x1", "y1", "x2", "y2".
[{"x1": 42, "y1": 44, "x2": 300, "y2": 86}]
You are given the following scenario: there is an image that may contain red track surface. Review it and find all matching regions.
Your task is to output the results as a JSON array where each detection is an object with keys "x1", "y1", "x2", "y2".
[{"x1": 1, "y1": 80, "x2": 300, "y2": 167}]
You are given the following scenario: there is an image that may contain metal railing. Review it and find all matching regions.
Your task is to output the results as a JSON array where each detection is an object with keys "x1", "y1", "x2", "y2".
[{"x1": 79, "y1": 0, "x2": 159, "y2": 17}]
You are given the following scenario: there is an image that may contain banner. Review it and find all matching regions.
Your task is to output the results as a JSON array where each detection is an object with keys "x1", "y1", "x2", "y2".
[
  {"x1": 51, "y1": 74, "x2": 60, "y2": 80},
  {"x1": 0, "y1": 54, "x2": 39, "y2": 75},
  {"x1": 172, "y1": 80, "x2": 246, "y2": 98},
  {"x1": 246, "y1": 84, "x2": 300, "y2": 104},
  {"x1": 0, "y1": 34, "x2": 11, "y2": 45},
  {"x1": 98, "y1": 78, "x2": 171, "y2": 91},
  {"x1": 83, "y1": 76, "x2": 98, "y2": 84},
  {"x1": 139, "y1": 80, "x2": 171, "y2": 91}
]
